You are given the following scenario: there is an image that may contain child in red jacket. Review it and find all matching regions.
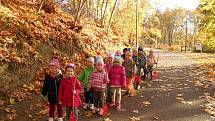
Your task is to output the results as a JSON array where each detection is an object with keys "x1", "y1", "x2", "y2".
[
  {"x1": 58, "y1": 64, "x2": 82, "y2": 121},
  {"x1": 108, "y1": 56, "x2": 126, "y2": 111}
]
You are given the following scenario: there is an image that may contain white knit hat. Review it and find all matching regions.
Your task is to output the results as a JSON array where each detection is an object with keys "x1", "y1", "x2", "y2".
[
  {"x1": 114, "y1": 56, "x2": 123, "y2": 63},
  {"x1": 96, "y1": 58, "x2": 104, "y2": 65},
  {"x1": 96, "y1": 55, "x2": 103, "y2": 61},
  {"x1": 108, "y1": 52, "x2": 114, "y2": 59},
  {"x1": 87, "y1": 57, "x2": 95, "y2": 64}
]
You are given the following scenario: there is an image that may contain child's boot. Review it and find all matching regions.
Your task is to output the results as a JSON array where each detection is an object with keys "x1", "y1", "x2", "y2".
[
  {"x1": 137, "y1": 83, "x2": 141, "y2": 90},
  {"x1": 91, "y1": 108, "x2": 96, "y2": 114},
  {"x1": 83, "y1": 103, "x2": 88, "y2": 110},
  {"x1": 98, "y1": 108, "x2": 103, "y2": 116},
  {"x1": 48, "y1": 117, "x2": 54, "y2": 121},
  {"x1": 109, "y1": 102, "x2": 115, "y2": 107},
  {"x1": 90, "y1": 104, "x2": 94, "y2": 110},
  {"x1": 58, "y1": 117, "x2": 63, "y2": 121}
]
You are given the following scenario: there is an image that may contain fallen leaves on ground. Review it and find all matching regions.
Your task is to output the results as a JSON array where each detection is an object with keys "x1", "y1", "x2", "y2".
[
  {"x1": 129, "y1": 116, "x2": 140, "y2": 121},
  {"x1": 4, "y1": 107, "x2": 17, "y2": 120},
  {"x1": 201, "y1": 93, "x2": 215, "y2": 116},
  {"x1": 176, "y1": 93, "x2": 184, "y2": 97},
  {"x1": 175, "y1": 97, "x2": 185, "y2": 101},
  {"x1": 103, "y1": 118, "x2": 112, "y2": 121},
  {"x1": 132, "y1": 110, "x2": 139, "y2": 114},
  {"x1": 140, "y1": 101, "x2": 151, "y2": 107},
  {"x1": 154, "y1": 117, "x2": 159, "y2": 120}
]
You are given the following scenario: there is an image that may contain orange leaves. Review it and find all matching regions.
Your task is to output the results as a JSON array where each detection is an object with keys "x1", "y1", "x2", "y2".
[
  {"x1": 10, "y1": 52, "x2": 24, "y2": 63},
  {"x1": 6, "y1": 113, "x2": 16, "y2": 120},
  {"x1": 4, "y1": 107, "x2": 17, "y2": 120}
]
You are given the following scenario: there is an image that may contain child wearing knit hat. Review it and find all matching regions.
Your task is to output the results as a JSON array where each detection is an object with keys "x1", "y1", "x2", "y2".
[
  {"x1": 108, "y1": 56, "x2": 126, "y2": 111},
  {"x1": 87, "y1": 58, "x2": 109, "y2": 115},
  {"x1": 78, "y1": 57, "x2": 95, "y2": 110},
  {"x1": 105, "y1": 52, "x2": 114, "y2": 103},
  {"x1": 58, "y1": 63, "x2": 82, "y2": 121},
  {"x1": 122, "y1": 51, "x2": 137, "y2": 97},
  {"x1": 41, "y1": 59, "x2": 63, "y2": 121}
]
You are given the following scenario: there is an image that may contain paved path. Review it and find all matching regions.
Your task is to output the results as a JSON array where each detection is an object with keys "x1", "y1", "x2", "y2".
[{"x1": 80, "y1": 50, "x2": 215, "y2": 121}]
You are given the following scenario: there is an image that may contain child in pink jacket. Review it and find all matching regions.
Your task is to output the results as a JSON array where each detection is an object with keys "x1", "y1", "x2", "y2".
[
  {"x1": 58, "y1": 64, "x2": 82, "y2": 121},
  {"x1": 108, "y1": 56, "x2": 126, "y2": 111}
]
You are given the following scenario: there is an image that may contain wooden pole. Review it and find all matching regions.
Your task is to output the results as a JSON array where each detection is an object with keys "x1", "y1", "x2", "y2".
[{"x1": 136, "y1": 0, "x2": 138, "y2": 48}]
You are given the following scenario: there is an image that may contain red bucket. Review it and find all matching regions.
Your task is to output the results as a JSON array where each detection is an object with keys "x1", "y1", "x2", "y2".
[
  {"x1": 134, "y1": 75, "x2": 141, "y2": 83},
  {"x1": 152, "y1": 70, "x2": 158, "y2": 81}
]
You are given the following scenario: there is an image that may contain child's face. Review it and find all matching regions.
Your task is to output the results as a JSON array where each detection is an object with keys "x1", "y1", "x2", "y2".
[
  {"x1": 49, "y1": 65, "x2": 59, "y2": 75},
  {"x1": 113, "y1": 61, "x2": 120, "y2": 66},
  {"x1": 126, "y1": 54, "x2": 132, "y2": 60},
  {"x1": 133, "y1": 50, "x2": 138, "y2": 56},
  {"x1": 65, "y1": 68, "x2": 75, "y2": 78},
  {"x1": 96, "y1": 64, "x2": 104, "y2": 71},
  {"x1": 149, "y1": 51, "x2": 153, "y2": 55},
  {"x1": 107, "y1": 57, "x2": 113, "y2": 63},
  {"x1": 87, "y1": 61, "x2": 94, "y2": 67}
]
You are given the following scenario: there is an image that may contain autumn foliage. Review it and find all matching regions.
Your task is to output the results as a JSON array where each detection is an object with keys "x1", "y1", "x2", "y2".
[{"x1": 0, "y1": 0, "x2": 127, "y2": 120}]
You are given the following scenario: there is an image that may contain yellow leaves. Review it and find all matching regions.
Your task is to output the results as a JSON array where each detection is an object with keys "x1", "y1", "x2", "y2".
[
  {"x1": 84, "y1": 111, "x2": 93, "y2": 117},
  {"x1": 103, "y1": 118, "x2": 112, "y2": 121},
  {"x1": 23, "y1": 84, "x2": 34, "y2": 92},
  {"x1": 34, "y1": 20, "x2": 43, "y2": 28},
  {"x1": 9, "y1": 98, "x2": 15, "y2": 105},
  {"x1": 36, "y1": 109, "x2": 49, "y2": 115},
  {"x1": 0, "y1": 5, "x2": 14, "y2": 19}
]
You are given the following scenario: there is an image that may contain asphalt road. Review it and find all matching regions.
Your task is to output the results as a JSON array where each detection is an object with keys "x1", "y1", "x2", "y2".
[{"x1": 79, "y1": 50, "x2": 215, "y2": 121}]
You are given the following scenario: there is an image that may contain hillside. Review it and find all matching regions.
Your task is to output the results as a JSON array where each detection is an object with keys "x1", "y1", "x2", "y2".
[{"x1": 0, "y1": 0, "x2": 126, "y2": 120}]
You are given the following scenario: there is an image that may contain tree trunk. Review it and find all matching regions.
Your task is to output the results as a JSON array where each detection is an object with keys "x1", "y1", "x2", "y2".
[
  {"x1": 101, "y1": 0, "x2": 109, "y2": 27},
  {"x1": 74, "y1": 0, "x2": 86, "y2": 26},
  {"x1": 100, "y1": 0, "x2": 105, "y2": 19},
  {"x1": 168, "y1": 29, "x2": 173, "y2": 46},
  {"x1": 107, "y1": 0, "x2": 118, "y2": 34},
  {"x1": 135, "y1": 0, "x2": 138, "y2": 48}
]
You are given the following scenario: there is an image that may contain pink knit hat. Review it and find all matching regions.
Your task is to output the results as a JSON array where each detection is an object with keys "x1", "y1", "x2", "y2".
[
  {"x1": 115, "y1": 50, "x2": 122, "y2": 56},
  {"x1": 49, "y1": 59, "x2": 60, "y2": 68},
  {"x1": 66, "y1": 63, "x2": 76, "y2": 69}
]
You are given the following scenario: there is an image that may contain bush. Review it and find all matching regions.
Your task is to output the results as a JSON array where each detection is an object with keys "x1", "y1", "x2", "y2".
[{"x1": 169, "y1": 45, "x2": 181, "y2": 51}]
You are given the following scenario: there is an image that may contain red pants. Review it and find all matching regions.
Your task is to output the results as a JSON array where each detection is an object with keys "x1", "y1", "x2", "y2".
[{"x1": 49, "y1": 103, "x2": 63, "y2": 118}]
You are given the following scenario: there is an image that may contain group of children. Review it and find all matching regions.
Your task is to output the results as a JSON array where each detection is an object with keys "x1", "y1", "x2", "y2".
[{"x1": 41, "y1": 47, "x2": 157, "y2": 121}]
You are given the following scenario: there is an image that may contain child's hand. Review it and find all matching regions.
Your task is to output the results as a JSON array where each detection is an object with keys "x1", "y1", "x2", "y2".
[
  {"x1": 73, "y1": 90, "x2": 76, "y2": 95},
  {"x1": 87, "y1": 87, "x2": 91, "y2": 91},
  {"x1": 59, "y1": 101, "x2": 62, "y2": 105}
]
